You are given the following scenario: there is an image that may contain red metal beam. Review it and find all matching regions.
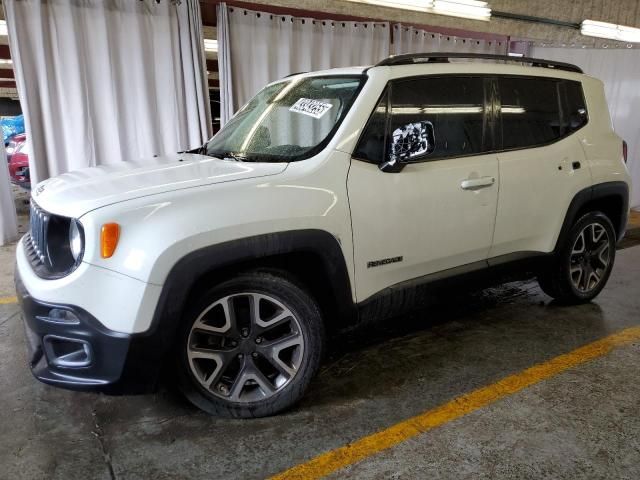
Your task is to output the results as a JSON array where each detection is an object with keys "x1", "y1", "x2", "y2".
[
  {"x1": 206, "y1": 59, "x2": 218, "y2": 72},
  {"x1": 0, "y1": 45, "x2": 11, "y2": 60}
]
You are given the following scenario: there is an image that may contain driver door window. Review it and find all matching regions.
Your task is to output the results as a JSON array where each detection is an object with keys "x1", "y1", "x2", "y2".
[{"x1": 355, "y1": 76, "x2": 493, "y2": 165}]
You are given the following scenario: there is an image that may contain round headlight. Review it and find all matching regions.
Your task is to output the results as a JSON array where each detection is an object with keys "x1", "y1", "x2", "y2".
[{"x1": 69, "y1": 220, "x2": 83, "y2": 261}]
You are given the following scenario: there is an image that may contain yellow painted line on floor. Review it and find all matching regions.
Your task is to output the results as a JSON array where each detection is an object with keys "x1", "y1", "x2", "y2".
[
  {"x1": 271, "y1": 326, "x2": 640, "y2": 480},
  {"x1": 0, "y1": 296, "x2": 17, "y2": 305}
]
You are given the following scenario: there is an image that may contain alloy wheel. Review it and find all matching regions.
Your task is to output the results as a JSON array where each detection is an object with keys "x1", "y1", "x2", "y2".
[
  {"x1": 187, "y1": 292, "x2": 305, "y2": 403},
  {"x1": 569, "y1": 223, "x2": 611, "y2": 293}
]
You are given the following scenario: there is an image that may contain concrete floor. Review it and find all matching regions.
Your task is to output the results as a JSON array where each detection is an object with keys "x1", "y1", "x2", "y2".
[{"x1": 1, "y1": 208, "x2": 640, "y2": 479}]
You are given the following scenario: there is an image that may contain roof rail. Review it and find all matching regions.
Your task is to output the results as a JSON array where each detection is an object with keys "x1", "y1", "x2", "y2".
[{"x1": 373, "y1": 52, "x2": 583, "y2": 74}]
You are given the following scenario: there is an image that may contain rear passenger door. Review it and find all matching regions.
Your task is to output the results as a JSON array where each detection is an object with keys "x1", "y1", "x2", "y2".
[
  {"x1": 489, "y1": 76, "x2": 592, "y2": 259},
  {"x1": 348, "y1": 75, "x2": 500, "y2": 302}
]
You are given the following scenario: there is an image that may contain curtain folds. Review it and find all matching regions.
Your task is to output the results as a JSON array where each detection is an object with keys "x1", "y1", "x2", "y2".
[
  {"x1": 176, "y1": 0, "x2": 213, "y2": 147},
  {"x1": 0, "y1": 141, "x2": 18, "y2": 246},
  {"x1": 218, "y1": 4, "x2": 390, "y2": 117},
  {"x1": 531, "y1": 47, "x2": 640, "y2": 207},
  {"x1": 217, "y1": 3, "x2": 235, "y2": 126},
  {"x1": 392, "y1": 24, "x2": 508, "y2": 56},
  {"x1": 3, "y1": 0, "x2": 211, "y2": 186}
]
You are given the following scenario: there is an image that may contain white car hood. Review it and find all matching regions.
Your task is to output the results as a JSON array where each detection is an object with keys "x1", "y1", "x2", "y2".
[{"x1": 31, "y1": 153, "x2": 288, "y2": 218}]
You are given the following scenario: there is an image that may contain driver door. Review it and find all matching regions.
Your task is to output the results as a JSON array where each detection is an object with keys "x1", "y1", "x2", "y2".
[{"x1": 347, "y1": 75, "x2": 499, "y2": 301}]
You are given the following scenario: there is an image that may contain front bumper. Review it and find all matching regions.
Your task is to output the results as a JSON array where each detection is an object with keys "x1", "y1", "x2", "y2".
[{"x1": 15, "y1": 269, "x2": 160, "y2": 394}]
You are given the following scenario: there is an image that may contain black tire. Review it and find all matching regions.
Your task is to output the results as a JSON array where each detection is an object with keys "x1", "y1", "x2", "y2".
[
  {"x1": 538, "y1": 211, "x2": 616, "y2": 304},
  {"x1": 176, "y1": 271, "x2": 325, "y2": 418}
]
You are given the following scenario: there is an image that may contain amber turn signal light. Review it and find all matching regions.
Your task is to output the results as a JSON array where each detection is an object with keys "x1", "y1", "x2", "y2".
[{"x1": 100, "y1": 223, "x2": 120, "y2": 258}]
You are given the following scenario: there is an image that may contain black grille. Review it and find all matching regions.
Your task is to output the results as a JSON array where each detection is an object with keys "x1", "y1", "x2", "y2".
[
  {"x1": 25, "y1": 201, "x2": 83, "y2": 279},
  {"x1": 29, "y1": 200, "x2": 51, "y2": 268}
]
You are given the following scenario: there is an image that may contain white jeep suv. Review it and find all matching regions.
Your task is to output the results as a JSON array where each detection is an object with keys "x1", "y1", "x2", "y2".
[{"x1": 15, "y1": 53, "x2": 631, "y2": 418}]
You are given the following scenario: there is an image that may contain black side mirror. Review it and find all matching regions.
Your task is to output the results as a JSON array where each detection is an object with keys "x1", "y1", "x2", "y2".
[{"x1": 379, "y1": 121, "x2": 435, "y2": 173}]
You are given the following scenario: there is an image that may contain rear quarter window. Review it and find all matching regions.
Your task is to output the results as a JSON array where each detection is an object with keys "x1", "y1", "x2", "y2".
[{"x1": 498, "y1": 76, "x2": 588, "y2": 151}]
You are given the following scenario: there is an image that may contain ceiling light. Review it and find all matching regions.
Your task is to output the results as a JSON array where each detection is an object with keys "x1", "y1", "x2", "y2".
[
  {"x1": 203, "y1": 39, "x2": 218, "y2": 52},
  {"x1": 0, "y1": 20, "x2": 7, "y2": 36},
  {"x1": 581, "y1": 20, "x2": 640, "y2": 43},
  {"x1": 348, "y1": 0, "x2": 434, "y2": 12},
  {"x1": 0, "y1": 59, "x2": 13, "y2": 65},
  {"x1": 432, "y1": 0, "x2": 491, "y2": 21},
  {"x1": 346, "y1": 0, "x2": 491, "y2": 20}
]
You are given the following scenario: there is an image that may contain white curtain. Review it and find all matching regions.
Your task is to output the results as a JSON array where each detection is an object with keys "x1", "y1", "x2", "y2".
[
  {"x1": 392, "y1": 24, "x2": 508, "y2": 55},
  {"x1": 0, "y1": 141, "x2": 18, "y2": 246},
  {"x1": 3, "y1": 0, "x2": 211, "y2": 186},
  {"x1": 217, "y1": 3, "x2": 235, "y2": 127},
  {"x1": 531, "y1": 46, "x2": 640, "y2": 207},
  {"x1": 218, "y1": 4, "x2": 390, "y2": 123}
]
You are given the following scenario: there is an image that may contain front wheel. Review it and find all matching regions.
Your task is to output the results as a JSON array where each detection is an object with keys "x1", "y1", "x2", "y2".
[
  {"x1": 538, "y1": 211, "x2": 616, "y2": 304},
  {"x1": 177, "y1": 271, "x2": 325, "y2": 418}
]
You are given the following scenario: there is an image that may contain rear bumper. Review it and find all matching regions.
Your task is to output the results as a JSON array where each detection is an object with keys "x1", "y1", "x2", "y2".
[{"x1": 15, "y1": 269, "x2": 160, "y2": 394}]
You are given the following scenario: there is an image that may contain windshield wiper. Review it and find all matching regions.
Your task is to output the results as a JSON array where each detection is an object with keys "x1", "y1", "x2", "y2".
[
  {"x1": 222, "y1": 152, "x2": 248, "y2": 162},
  {"x1": 179, "y1": 144, "x2": 207, "y2": 155},
  {"x1": 207, "y1": 150, "x2": 272, "y2": 162}
]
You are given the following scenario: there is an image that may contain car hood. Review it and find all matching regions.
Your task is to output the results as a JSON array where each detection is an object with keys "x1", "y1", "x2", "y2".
[{"x1": 32, "y1": 153, "x2": 288, "y2": 218}]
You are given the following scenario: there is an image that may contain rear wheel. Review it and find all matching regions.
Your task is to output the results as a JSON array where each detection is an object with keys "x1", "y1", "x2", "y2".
[
  {"x1": 177, "y1": 271, "x2": 324, "y2": 418},
  {"x1": 538, "y1": 211, "x2": 616, "y2": 304}
]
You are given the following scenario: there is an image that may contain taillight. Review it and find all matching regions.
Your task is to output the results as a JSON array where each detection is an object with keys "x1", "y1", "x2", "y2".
[{"x1": 622, "y1": 140, "x2": 628, "y2": 164}]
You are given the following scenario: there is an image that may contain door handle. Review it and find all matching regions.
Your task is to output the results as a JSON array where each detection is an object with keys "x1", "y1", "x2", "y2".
[{"x1": 461, "y1": 176, "x2": 495, "y2": 191}]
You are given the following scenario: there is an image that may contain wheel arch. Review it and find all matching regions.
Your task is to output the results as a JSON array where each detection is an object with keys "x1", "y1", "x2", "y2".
[
  {"x1": 123, "y1": 230, "x2": 356, "y2": 386},
  {"x1": 555, "y1": 181, "x2": 629, "y2": 252}
]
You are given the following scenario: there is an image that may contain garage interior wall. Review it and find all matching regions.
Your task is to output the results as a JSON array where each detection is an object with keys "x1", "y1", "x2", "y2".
[
  {"x1": 217, "y1": 3, "x2": 390, "y2": 123},
  {"x1": 530, "y1": 46, "x2": 640, "y2": 208},
  {"x1": 3, "y1": 0, "x2": 211, "y2": 186}
]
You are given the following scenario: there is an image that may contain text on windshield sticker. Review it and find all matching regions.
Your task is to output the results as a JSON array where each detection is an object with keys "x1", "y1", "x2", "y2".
[{"x1": 289, "y1": 98, "x2": 333, "y2": 119}]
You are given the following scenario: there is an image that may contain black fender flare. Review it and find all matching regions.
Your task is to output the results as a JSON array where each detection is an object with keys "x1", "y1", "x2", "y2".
[
  {"x1": 555, "y1": 181, "x2": 629, "y2": 253},
  {"x1": 119, "y1": 230, "x2": 356, "y2": 390}
]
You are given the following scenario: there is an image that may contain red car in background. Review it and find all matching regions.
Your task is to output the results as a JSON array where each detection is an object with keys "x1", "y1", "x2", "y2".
[
  {"x1": 6, "y1": 132, "x2": 26, "y2": 163},
  {"x1": 8, "y1": 137, "x2": 30, "y2": 190}
]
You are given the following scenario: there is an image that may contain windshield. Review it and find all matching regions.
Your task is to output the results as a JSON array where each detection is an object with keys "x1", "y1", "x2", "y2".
[{"x1": 205, "y1": 75, "x2": 365, "y2": 162}]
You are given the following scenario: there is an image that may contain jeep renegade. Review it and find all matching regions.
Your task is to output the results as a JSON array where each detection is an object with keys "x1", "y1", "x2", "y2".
[{"x1": 15, "y1": 53, "x2": 631, "y2": 417}]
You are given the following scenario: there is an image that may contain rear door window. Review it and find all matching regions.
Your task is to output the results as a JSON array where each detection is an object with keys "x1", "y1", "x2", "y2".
[
  {"x1": 497, "y1": 76, "x2": 588, "y2": 151},
  {"x1": 498, "y1": 77, "x2": 562, "y2": 149}
]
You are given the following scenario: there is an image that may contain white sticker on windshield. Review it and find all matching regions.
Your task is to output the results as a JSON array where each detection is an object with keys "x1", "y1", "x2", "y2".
[{"x1": 289, "y1": 98, "x2": 333, "y2": 119}]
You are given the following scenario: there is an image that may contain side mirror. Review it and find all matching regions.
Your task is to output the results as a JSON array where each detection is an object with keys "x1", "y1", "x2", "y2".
[{"x1": 379, "y1": 121, "x2": 435, "y2": 173}]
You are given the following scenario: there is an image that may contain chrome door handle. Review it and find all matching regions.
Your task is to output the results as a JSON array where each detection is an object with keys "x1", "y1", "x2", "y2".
[{"x1": 460, "y1": 176, "x2": 495, "y2": 191}]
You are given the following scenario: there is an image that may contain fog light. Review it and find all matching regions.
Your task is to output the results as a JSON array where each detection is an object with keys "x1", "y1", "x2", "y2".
[
  {"x1": 43, "y1": 335, "x2": 92, "y2": 368},
  {"x1": 37, "y1": 308, "x2": 80, "y2": 324}
]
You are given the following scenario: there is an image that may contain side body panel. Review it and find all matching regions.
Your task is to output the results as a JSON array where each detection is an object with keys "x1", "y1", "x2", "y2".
[
  {"x1": 489, "y1": 135, "x2": 591, "y2": 257},
  {"x1": 578, "y1": 77, "x2": 631, "y2": 188},
  {"x1": 348, "y1": 156, "x2": 499, "y2": 301}
]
